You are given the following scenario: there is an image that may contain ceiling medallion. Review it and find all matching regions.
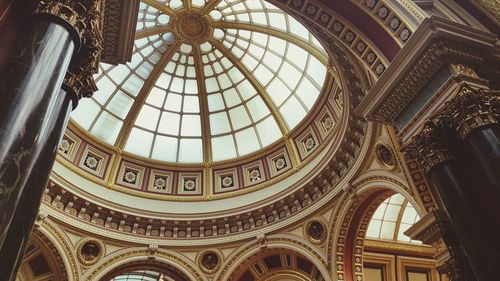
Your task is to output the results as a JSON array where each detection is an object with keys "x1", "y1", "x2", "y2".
[{"x1": 173, "y1": 10, "x2": 212, "y2": 44}]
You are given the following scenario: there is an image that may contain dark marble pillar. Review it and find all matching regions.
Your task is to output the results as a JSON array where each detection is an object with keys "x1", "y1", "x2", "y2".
[
  {"x1": 464, "y1": 125, "x2": 500, "y2": 196},
  {"x1": 411, "y1": 121, "x2": 500, "y2": 281},
  {"x1": 0, "y1": 90, "x2": 72, "y2": 281},
  {"x1": 0, "y1": 21, "x2": 75, "y2": 248},
  {"x1": 427, "y1": 162, "x2": 497, "y2": 281},
  {"x1": 444, "y1": 86, "x2": 500, "y2": 199}
]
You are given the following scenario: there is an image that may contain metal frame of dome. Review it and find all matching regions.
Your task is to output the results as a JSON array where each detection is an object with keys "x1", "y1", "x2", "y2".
[{"x1": 71, "y1": 0, "x2": 330, "y2": 165}]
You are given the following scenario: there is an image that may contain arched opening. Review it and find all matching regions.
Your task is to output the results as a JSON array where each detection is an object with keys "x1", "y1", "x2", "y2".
[
  {"x1": 227, "y1": 249, "x2": 326, "y2": 281},
  {"x1": 100, "y1": 261, "x2": 191, "y2": 281},
  {"x1": 366, "y1": 193, "x2": 421, "y2": 243},
  {"x1": 16, "y1": 230, "x2": 69, "y2": 281}
]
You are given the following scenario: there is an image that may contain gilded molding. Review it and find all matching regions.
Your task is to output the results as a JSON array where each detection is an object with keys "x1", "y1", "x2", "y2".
[
  {"x1": 374, "y1": 142, "x2": 398, "y2": 170},
  {"x1": 101, "y1": 0, "x2": 139, "y2": 64},
  {"x1": 404, "y1": 120, "x2": 454, "y2": 173},
  {"x1": 37, "y1": 219, "x2": 81, "y2": 280},
  {"x1": 34, "y1": 0, "x2": 86, "y2": 48},
  {"x1": 442, "y1": 84, "x2": 500, "y2": 139},
  {"x1": 326, "y1": 174, "x2": 413, "y2": 272},
  {"x1": 304, "y1": 217, "x2": 328, "y2": 245},
  {"x1": 196, "y1": 249, "x2": 223, "y2": 275},
  {"x1": 449, "y1": 64, "x2": 478, "y2": 78},
  {"x1": 31, "y1": 229, "x2": 70, "y2": 280},
  {"x1": 364, "y1": 239, "x2": 434, "y2": 256},
  {"x1": 85, "y1": 249, "x2": 204, "y2": 281},
  {"x1": 437, "y1": 257, "x2": 469, "y2": 281},
  {"x1": 56, "y1": 0, "x2": 105, "y2": 101},
  {"x1": 216, "y1": 236, "x2": 328, "y2": 281},
  {"x1": 372, "y1": 40, "x2": 483, "y2": 123},
  {"x1": 75, "y1": 237, "x2": 105, "y2": 267},
  {"x1": 404, "y1": 84, "x2": 500, "y2": 172},
  {"x1": 405, "y1": 210, "x2": 474, "y2": 281},
  {"x1": 472, "y1": 0, "x2": 500, "y2": 25}
]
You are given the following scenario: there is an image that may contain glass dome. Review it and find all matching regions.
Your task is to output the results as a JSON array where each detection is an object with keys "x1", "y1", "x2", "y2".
[{"x1": 71, "y1": 0, "x2": 328, "y2": 163}]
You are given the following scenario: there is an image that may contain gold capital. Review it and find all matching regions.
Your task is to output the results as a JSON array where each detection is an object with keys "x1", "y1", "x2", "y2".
[
  {"x1": 444, "y1": 84, "x2": 500, "y2": 139},
  {"x1": 405, "y1": 119, "x2": 454, "y2": 173},
  {"x1": 35, "y1": 0, "x2": 105, "y2": 103}
]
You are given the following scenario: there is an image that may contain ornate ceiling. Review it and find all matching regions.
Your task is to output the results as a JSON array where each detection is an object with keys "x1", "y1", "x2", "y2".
[
  {"x1": 47, "y1": 0, "x2": 426, "y2": 245},
  {"x1": 71, "y1": 0, "x2": 329, "y2": 164}
]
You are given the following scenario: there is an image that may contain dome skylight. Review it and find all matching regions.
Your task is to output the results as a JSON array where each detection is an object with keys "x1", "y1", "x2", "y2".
[{"x1": 71, "y1": 0, "x2": 328, "y2": 163}]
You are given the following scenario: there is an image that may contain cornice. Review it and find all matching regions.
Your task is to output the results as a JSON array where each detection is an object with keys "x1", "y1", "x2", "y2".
[
  {"x1": 355, "y1": 15, "x2": 499, "y2": 123},
  {"x1": 101, "y1": 0, "x2": 139, "y2": 64}
]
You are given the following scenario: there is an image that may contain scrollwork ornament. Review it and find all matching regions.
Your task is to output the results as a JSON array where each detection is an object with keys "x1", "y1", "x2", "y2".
[
  {"x1": 34, "y1": 0, "x2": 87, "y2": 50},
  {"x1": 444, "y1": 85, "x2": 500, "y2": 139},
  {"x1": 64, "y1": 0, "x2": 104, "y2": 104},
  {"x1": 437, "y1": 257, "x2": 470, "y2": 281},
  {"x1": 35, "y1": 0, "x2": 105, "y2": 106},
  {"x1": 405, "y1": 119, "x2": 454, "y2": 173}
]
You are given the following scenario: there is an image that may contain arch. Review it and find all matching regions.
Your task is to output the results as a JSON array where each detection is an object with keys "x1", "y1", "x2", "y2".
[
  {"x1": 216, "y1": 234, "x2": 330, "y2": 281},
  {"x1": 98, "y1": 260, "x2": 191, "y2": 281},
  {"x1": 34, "y1": 219, "x2": 80, "y2": 280},
  {"x1": 365, "y1": 193, "x2": 422, "y2": 243},
  {"x1": 17, "y1": 219, "x2": 79, "y2": 281},
  {"x1": 351, "y1": 170, "x2": 423, "y2": 216},
  {"x1": 327, "y1": 171, "x2": 423, "y2": 281},
  {"x1": 84, "y1": 247, "x2": 207, "y2": 281}
]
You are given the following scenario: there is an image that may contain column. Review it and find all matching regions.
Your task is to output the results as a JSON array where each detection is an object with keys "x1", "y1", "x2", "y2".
[
  {"x1": 0, "y1": 0, "x2": 103, "y2": 275},
  {"x1": 0, "y1": 90, "x2": 72, "y2": 281},
  {"x1": 0, "y1": 20, "x2": 77, "y2": 249},
  {"x1": 410, "y1": 117, "x2": 500, "y2": 280},
  {"x1": 445, "y1": 85, "x2": 500, "y2": 196}
]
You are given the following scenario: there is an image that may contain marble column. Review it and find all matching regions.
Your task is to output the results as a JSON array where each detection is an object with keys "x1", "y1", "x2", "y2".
[
  {"x1": 0, "y1": 90, "x2": 72, "y2": 281},
  {"x1": 411, "y1": 120, "x2": 500, "y2": 280},
  {"x1": 0, "y1": 21, "x2": 76, "y2": 248},
  {"x1": 465, "y1": 126, "x2": 500, "y2": 193},
  {"x1": 446, "y1": 86, "x2": 500, "y2": 197}
]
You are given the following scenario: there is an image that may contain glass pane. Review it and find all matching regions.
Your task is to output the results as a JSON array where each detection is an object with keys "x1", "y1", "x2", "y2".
[
  {"x1": 210, "y1": 112, "x2": 231, "y2": 135},
  {"x1": 91, "y1": 112, "x2": 122, "y2": 144},
  {"x1": 178, "y1": 138, "x2": 203, "y2": 162},
  {"x1": 181, "y1": 115, "x2": 201, "y2": 136},
  {"x1": 151, "y1": 136, "x2": 178, "y2": 162},
  {"x1": 135, "y1": 105, "x2": 160, "y2": 131},
  {"x1": 235, "y1": 128, "x2": 260, "y2": 156},
  {"x1": 70, "y1": 99, "x2": 101, "y2": 130},
  {"x1": 125, "y1": 128, "x2": 154, "y2": 157},
  {"x1": 212, "y1": 135, "x2": 237, "y2": 161},
  {"x1": 158, "y1": 112, "x2": 180, "y2": 135},
  {"x1": 280, "y1": 96, "x2": 307, "y2": 129},
  {"x1": 256, "y1": 117, "x2": 282, "y2": 146}
]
